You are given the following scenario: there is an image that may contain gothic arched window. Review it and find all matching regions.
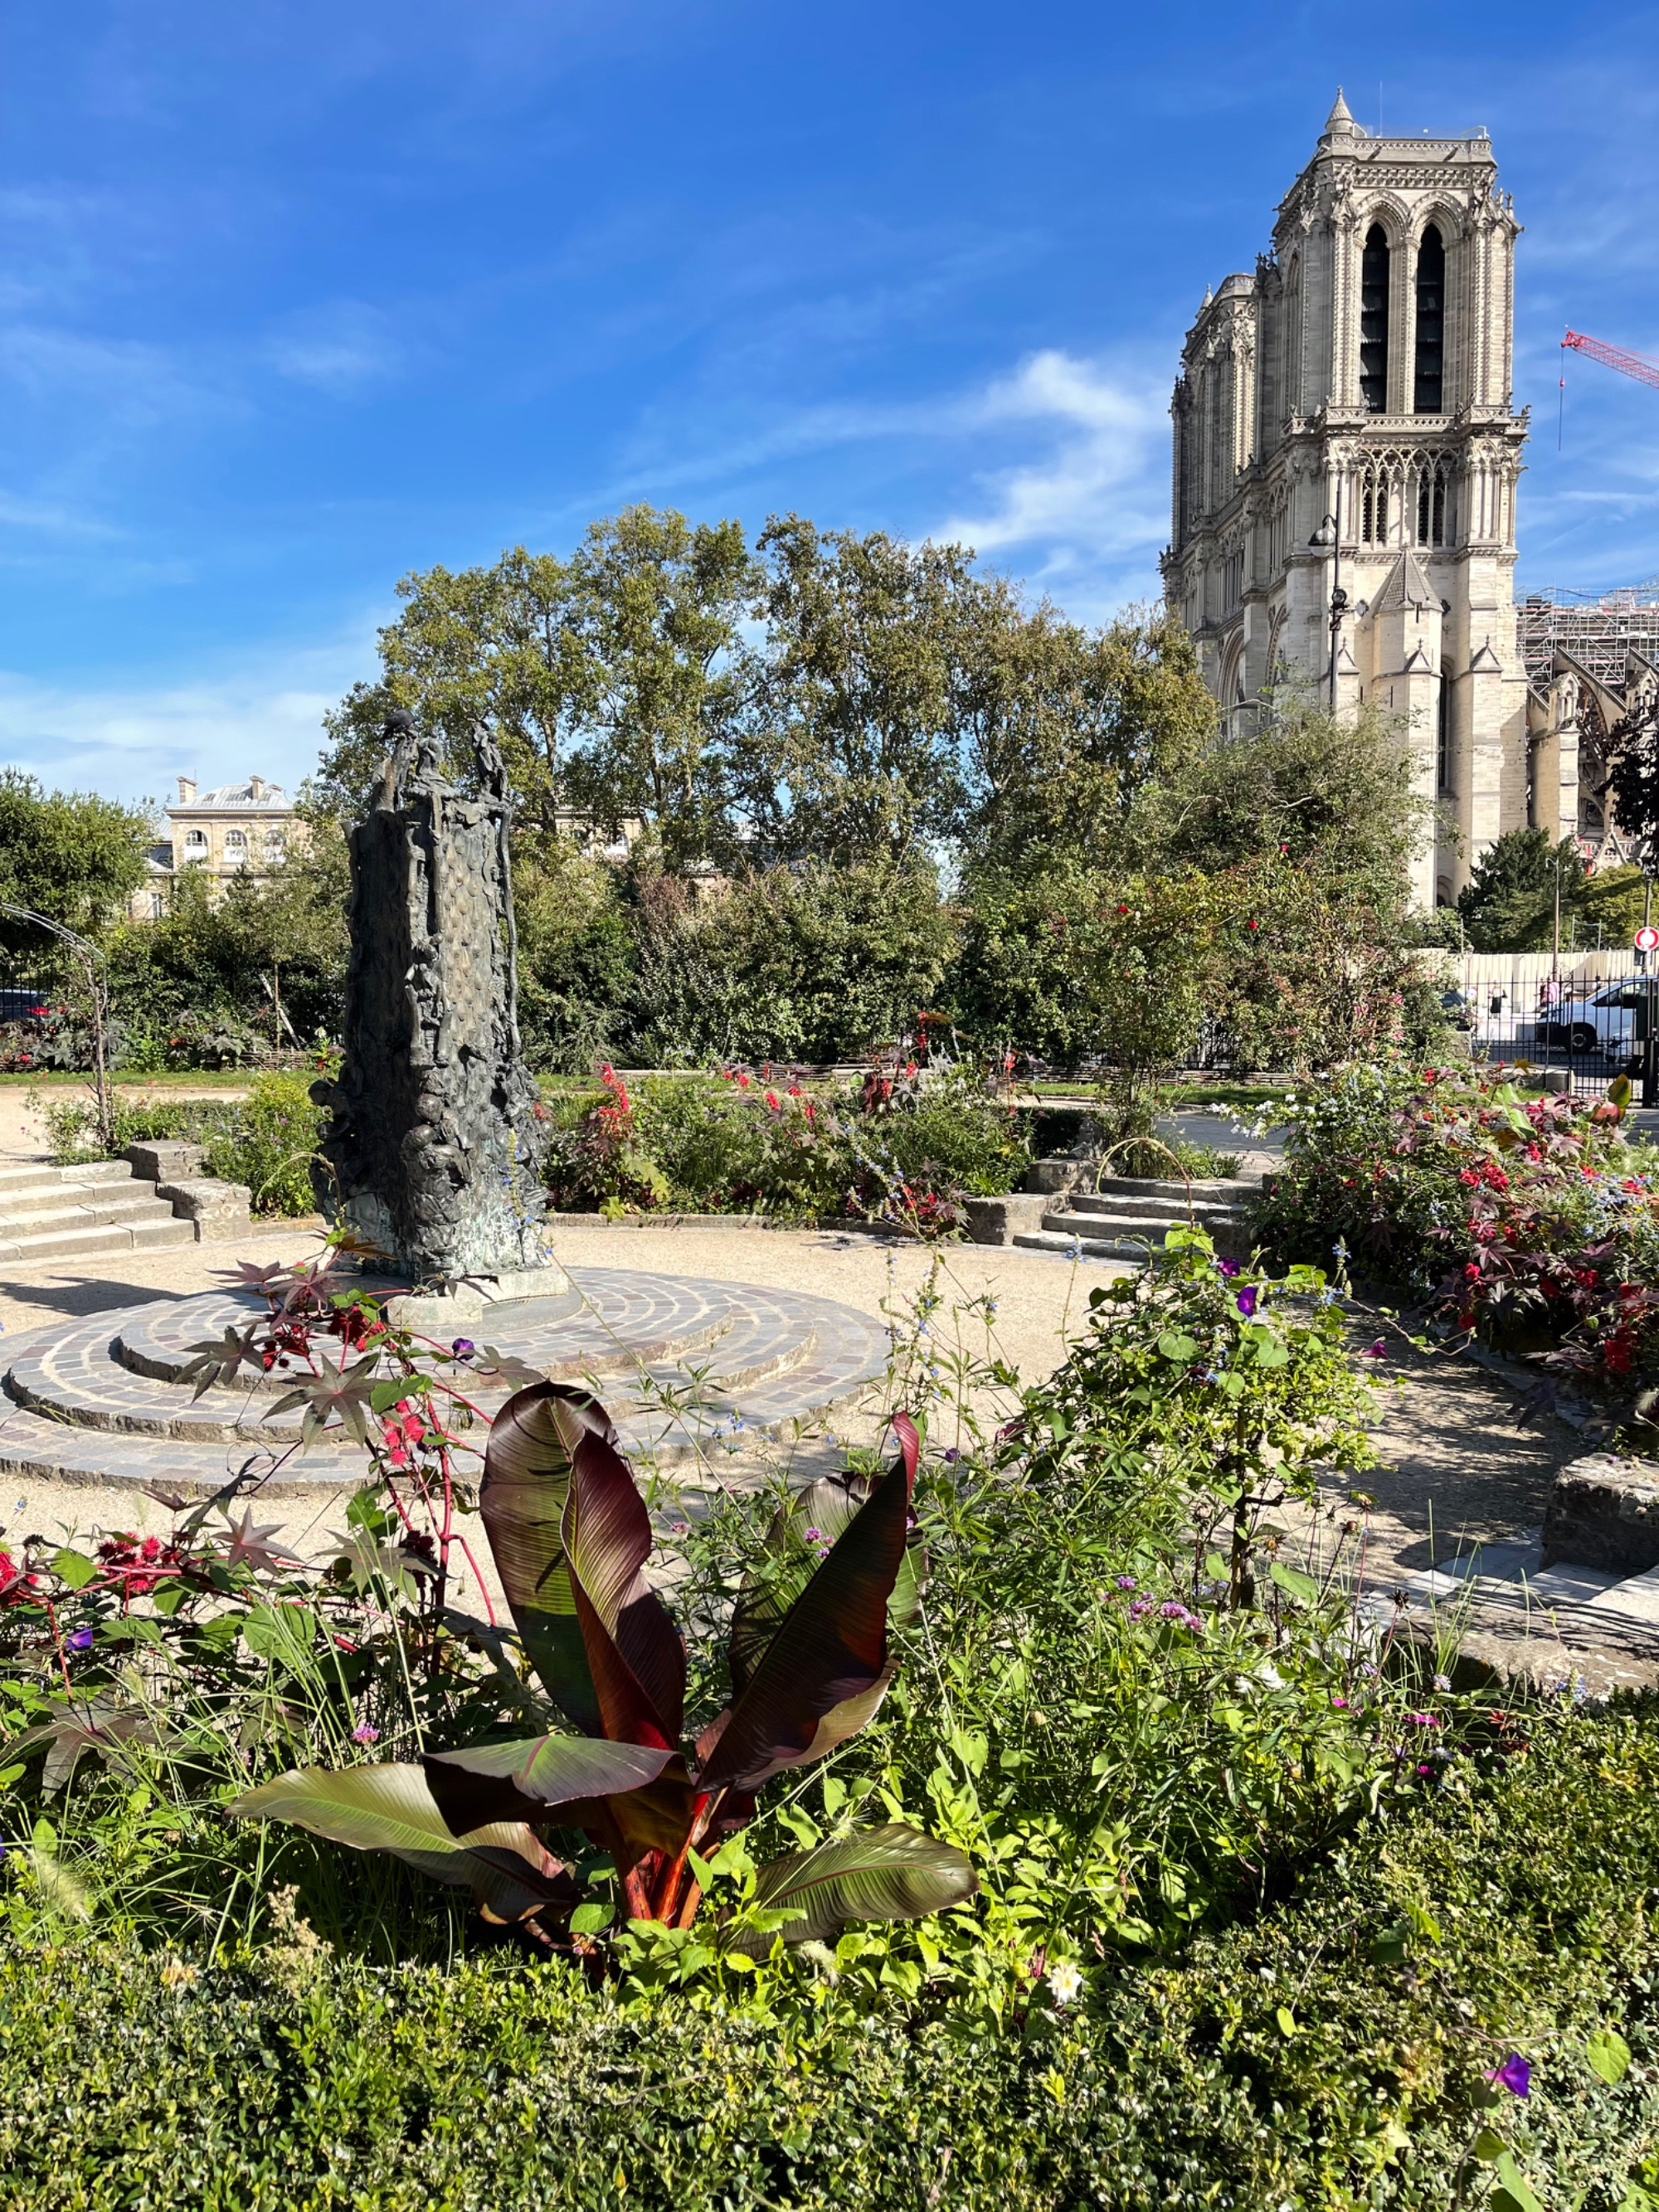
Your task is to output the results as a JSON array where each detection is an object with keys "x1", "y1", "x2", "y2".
[
  {"x1": 1360, "y1": 224, "x2": 1390, "y2": 412},
  {"x1": 1414, "y1": 224, "x2": 1445, "y2": 412}
]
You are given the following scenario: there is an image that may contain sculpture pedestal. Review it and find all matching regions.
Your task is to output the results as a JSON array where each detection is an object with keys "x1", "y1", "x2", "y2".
[{"x1": 382, "y1": 1262, "x2": 572, "y2": 1332}]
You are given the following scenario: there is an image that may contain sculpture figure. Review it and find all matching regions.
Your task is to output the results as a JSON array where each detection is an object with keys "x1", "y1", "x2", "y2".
[{"x1": 313, "y1": 710, "x2": 552, "y2": 1285}]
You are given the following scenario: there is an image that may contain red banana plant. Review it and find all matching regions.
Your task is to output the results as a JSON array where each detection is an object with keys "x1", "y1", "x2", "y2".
[{"x1": 233, "y1": 1385, "x2": 975, "y2": 1952}]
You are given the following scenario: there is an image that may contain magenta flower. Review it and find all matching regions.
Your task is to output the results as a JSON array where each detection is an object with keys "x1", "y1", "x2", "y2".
[
  {"x1": 1235, "y1": 1286, "x2": 1259, "y2": 1318},
  {"x1": 802, "y1": 1527, "x2": 822, "y2": 1542},
  {"x1": 1495, "y1": 2044, "x2": 1530, "y2": 2097},
  {"x1": 1362, "y1": 1338, "x2": 1387, "y2": 1360},
  {"x1": 351, "y1": 1722, "x2": 380, "y2": 1745},
  {"x1": 1217, "y1": 1258, "x2": 1242, "y2": 1278},
  {"x1": 1488, "y1": 2053, "x2": 1531, "y2": 2098},
  {"x1": 1115, "y1": 1575, "x2": 1137, "y2": 1591}
]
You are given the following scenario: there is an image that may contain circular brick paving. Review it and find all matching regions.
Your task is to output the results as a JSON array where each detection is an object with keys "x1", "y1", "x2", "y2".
[{"x1": 0, "y1": 1267, "x2": 889, "y2": 1496}]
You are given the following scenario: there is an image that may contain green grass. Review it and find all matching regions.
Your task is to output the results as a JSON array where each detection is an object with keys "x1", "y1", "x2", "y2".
[{"x1": 0, "y1": 1068, "x2": 257, "y2": 1089}]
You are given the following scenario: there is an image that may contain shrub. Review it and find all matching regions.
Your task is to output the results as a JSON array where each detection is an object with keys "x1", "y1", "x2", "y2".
[
  {"x1": 201, "y1": 1071, "x2": 326, "y2": 1215},
  {"x1": 0, "y1": 1708, "x2": 1654, "y2": 2210},
  {"x1": 41, "y1": 1090, "x2": 236, "y2": 1163}
]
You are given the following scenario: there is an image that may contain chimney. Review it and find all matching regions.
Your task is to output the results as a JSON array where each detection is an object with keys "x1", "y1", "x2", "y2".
[
  {"x1": 250, "y1": 775, "x2": 266, "y2": 801},
  {"x1": 177, "y1": 776, "x2": 196, "y2": 805}
]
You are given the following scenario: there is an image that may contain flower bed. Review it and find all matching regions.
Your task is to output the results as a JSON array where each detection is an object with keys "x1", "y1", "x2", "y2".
[
  {"x1": 542, "y1": 1060, "x2": 1034, "y2": 1236},
  {"x1": 1252, "y1": 1060, "x2": 1659, "y2": 1410}
]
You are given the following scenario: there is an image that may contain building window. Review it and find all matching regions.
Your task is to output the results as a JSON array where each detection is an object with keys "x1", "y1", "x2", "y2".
[
  {"x1": 184, "y1": 829, "x2": 207, "y2": 850},
  {"x1": 150, "y1": 893, "x2": 164, "y2": 921},
  {"x1": 1413, "y1": 225, "x2": 1445, "y2": 413},
  {"x1": 1360, "y1": 467, "x2": 1389, "y2": 543},
  {"x1": 1437, "y1": 669, "x2": 1452, "y2": 792},
  {"x1": 1223, "y1": 550, "x2": 1243, "y2": 610},
  {"x1": 1414, "y1": 459, "x2": 1450, "y2": 547},
  {"x1": 1360, "y1": 224, "x2": 1390, "y2": 412}
]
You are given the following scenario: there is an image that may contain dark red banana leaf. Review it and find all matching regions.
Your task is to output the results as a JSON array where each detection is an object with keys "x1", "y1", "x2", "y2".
[
  {"x1": 479, "y1": 1383, "x2": 684, "y2": 1749},
  {"x1": 697, "y1": 1415, "x2": 916, "y2": 1794}
]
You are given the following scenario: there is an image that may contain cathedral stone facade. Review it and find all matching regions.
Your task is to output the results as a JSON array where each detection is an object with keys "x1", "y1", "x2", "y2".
[{"x1": 1162, "y1": 93, "x2": 1533, "y2": 908}]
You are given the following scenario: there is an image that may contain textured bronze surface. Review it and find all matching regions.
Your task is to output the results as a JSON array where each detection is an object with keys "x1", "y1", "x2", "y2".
[{"x1": 313, "y1": 714, "x2": 550, "y2": 1281}]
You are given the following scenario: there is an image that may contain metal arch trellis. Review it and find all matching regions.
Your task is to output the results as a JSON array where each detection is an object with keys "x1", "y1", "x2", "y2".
[{"x1": 0, "y1": 899, "x2": 114, "y2": 1155}]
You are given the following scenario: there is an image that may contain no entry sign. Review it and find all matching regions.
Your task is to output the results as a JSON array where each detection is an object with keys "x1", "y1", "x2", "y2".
[{"x1": 1637, "y1": 927, "x2": 1659, "y2": 953}]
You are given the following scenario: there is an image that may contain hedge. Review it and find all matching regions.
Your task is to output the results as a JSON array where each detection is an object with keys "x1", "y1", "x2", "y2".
[{"x1": 1, "y1": 1706, "x2": 1656, "y2": 2210}]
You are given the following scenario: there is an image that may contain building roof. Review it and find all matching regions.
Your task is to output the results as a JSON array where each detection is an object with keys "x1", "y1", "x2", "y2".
[{"x1": 170, "y1": 778, "x2": 291, "y2": 812}]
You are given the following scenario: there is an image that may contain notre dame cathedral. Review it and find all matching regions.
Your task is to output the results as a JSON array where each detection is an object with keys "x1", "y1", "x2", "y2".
[{"x1": 1162, "y1": 92, "x2": 1659, "y2": 909}]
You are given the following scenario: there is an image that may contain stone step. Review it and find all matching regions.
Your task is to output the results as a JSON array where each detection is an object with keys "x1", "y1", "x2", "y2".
[
  {"x1": 1062, "y1": 1190, "x2": 1242, "y2": 1224},
  {"x1": 1089, "y1": 1174, "x2": 1247, "y2": 1201},
  {"x1": 1041, "y1": 1208, "x2": 1199, "y2": 1240},
  {"x1": 1013, "y1": 1227, "x2": 1168, "y2": 1261},
  {"x1": 0, "y1": 1160, "x2": 139, "y2": 1207},
  {"x1": 0, "y1": 1216, "x2": 194, "y2": 1266},
  {"x1": 0, "y1": 1189, "x2": 177, "y2": 1237}
]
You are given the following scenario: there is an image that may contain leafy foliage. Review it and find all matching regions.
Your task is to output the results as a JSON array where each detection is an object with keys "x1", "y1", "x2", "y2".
[{"x1": 0, "y1": 772, "x2": 152, "y2": 954}]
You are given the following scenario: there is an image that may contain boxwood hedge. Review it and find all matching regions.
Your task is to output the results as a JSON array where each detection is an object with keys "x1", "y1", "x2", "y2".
[{"x1": 2, "y1": 1705, "x2": 1656, "y2": 2211}]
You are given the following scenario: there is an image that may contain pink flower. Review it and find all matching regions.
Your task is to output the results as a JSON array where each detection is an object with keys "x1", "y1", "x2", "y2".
[{"x1": 352, "y1": 1722, "x2": 380, "y2": 1744}]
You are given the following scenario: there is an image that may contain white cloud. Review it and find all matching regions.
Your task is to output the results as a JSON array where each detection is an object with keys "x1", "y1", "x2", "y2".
[
  {"x1": 0, "y1": 618, "x2": 382, "y2": 811},
  {"x1": 929, "y1": 349, "x2": 1170, "y2": 602},
  {"x1": 264, "y1": 300, "x2": 405, "y2": 390}
]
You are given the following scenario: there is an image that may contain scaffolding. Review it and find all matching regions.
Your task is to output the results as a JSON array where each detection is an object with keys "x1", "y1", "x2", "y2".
[{"x1": 1519, "y1": 579, "x2": 1659, "y2": 690}]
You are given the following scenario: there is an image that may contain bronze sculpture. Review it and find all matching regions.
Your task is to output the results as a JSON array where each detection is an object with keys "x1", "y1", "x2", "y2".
[{"x1": 313, "y1": 710, "x2": 555, "y2": 1288}]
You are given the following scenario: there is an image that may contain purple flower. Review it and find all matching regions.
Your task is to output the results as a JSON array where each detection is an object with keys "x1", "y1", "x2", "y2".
[
  {"x1": 450, "y1": 1337, "x2": 476, "y2": 1361},
  {"x1": 1128, "y1": 1597, "x2": 1154, "y2": 1620},
  {"x1": 1115, "y1": 1575, "x2": 1137, "y2": 1591},
  {"x1": 66, "y1": 1626, "x2": 93, "y2": 1652},
  {"x1": 352, "y1": 1722, "x2": 380, "y2": 1745},
  {"x1": 1361, "y1": 1338, "x2": 1387, "y2": 1360},
  {"x1": 1235, "y1": 1286, "x2": 1259, "y2": 1318},
  {"x1": 942, "y1": 1447, "x2": 961, "y2": 1464},
  {"x1": 1490, "y1": 2052, "x2": 1532, "y2": 2098},
  {"x1": 802, "y1": 1527, "x2": 822, "y2": 1543},
  {"x1": 1217, "y1": 1258, "x2": 1242, "y2": 1278}
]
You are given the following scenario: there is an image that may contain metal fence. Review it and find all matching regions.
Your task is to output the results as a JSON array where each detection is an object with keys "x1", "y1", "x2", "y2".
[{"x1": 1447, "y1": 958, "x2": 1658, "y2": 1099}]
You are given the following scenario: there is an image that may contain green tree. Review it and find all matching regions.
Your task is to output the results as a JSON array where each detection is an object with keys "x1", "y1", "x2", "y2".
[
  {"x1": 734, "y1": 519, "x2": 985, "y2": 866},
  {"x1": 0, "y1": 772, "x2": 152, "y2": 955},
  {"x1": 1455, "y1": 828, "x2": 1587, "y2": 952},
  {"x1": 962, "y1": 606, "x2": 1215, "y2": 875},
  {"x1": 316, "y1": 508, "x2": 752, "y2": 862},
  {"x1": 1125, "y1": 687, "x2": 1426, "y2": 913}
]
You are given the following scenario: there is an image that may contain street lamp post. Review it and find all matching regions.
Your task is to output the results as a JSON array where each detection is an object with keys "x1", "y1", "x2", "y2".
[{"x1": 1309, "y1": 485, "x2": 1346, "y2": 711}]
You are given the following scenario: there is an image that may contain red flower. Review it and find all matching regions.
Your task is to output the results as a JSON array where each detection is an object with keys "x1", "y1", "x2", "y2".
[{"x1": 764, "y1": 1090, "x2": 781, "y2": 1112}]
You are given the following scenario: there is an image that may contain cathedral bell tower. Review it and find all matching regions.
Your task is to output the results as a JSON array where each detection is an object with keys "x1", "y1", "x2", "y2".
[{"x1": 1162, "y1": 92, "x2": 1530, "y2": 908}]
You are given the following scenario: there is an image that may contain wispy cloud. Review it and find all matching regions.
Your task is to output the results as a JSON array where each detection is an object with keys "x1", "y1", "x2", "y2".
[
  {"x1": 264, "y1": 300, "x2": 405, "y2": 390},
  {"x1": 931, "y1": 349, "x2": 1170, "y2": 603},
  {"x1": 0, "y1": 618, "x2": 382, "y2": 809}
]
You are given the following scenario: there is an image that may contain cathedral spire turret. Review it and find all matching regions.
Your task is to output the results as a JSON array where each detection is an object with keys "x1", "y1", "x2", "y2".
[{"x1": 1321, "y1": 87, "x2": 1358, "y2": 139}]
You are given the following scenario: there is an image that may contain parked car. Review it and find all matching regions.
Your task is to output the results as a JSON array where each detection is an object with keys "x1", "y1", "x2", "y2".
[
  {"x1": 1534, "y1": 983, "x2": 1650, "y2": 1060},
  {"x1": 0, "y1": 988, "x2": 48, "y2": 1022}
]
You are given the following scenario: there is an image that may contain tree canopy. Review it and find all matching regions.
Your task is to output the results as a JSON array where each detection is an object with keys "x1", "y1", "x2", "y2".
[{"x1": 0, "y1": 772, "x2": 153, "y2": 957}]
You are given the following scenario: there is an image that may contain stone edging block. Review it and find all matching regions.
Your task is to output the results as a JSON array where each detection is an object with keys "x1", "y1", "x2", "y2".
[
  {"x1": 156, "y1": 1178, "x2": 253, "y2": 1244},
  {"x1": 1541, "y1": 1452, "x2": 1659, "y2": 1576}
]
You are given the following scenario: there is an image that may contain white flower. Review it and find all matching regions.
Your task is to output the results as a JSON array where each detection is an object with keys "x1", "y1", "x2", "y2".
[{"x1": 1046, "y1": 1961, "x2": 1085, "y2": 2006}]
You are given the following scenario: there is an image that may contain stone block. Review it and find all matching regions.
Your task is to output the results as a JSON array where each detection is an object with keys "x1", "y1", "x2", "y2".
[
  {"x1": 126, "y1": 1141, "x2": 204, "y2": 1183},
  {"x1": 1541, "y1": 1453, "x2": 1659, "y2": 1576},
  {"x1": 1023, "y1": 1158, "x2": 1085, "y2": 1197},
  {"x1": 156, "y1": 1178, "x2": 252, "y2": 1244},
  {"x1": 961, "y1": 1192, "x2": 1048, "y2": 1247}
]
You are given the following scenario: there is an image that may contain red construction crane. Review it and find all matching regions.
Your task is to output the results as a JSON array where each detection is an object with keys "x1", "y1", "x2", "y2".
[{"x1": 1562, "y1": 328, "x2": 1659, "y2": 392}]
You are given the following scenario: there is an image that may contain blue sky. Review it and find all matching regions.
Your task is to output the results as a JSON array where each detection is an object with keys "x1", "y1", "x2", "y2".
[{"x1": 4, "y1": 0, "x2": 1659, "y2": 810}]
